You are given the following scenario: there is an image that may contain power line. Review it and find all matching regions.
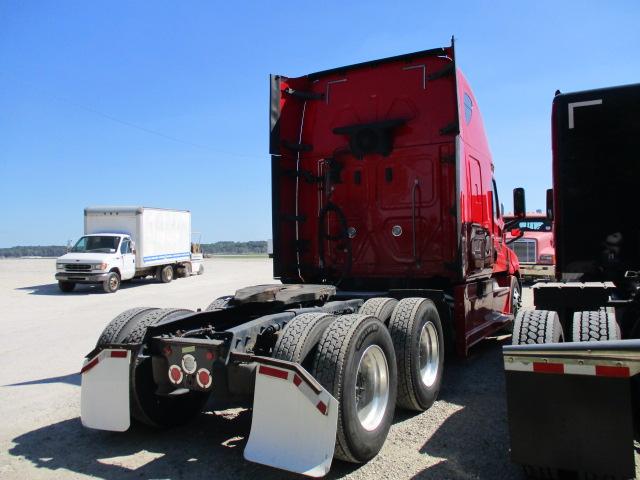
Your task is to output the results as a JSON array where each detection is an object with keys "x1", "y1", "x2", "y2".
[{"x1": 0, "y1": 71, "x2": 264, "y2": 160}]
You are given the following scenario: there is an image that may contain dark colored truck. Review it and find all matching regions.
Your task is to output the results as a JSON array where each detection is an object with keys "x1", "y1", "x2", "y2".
[
  {"x1": 505, "y1": 83, "x2": 640, "y2": 479},
  {"x1": 79, "y1": 40, "x2": 522, "y2": 477}
]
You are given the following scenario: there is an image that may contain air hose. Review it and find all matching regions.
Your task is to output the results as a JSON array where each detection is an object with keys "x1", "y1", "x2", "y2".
[{"x1": 318, "y1": 202, "x2": 352, "y2": 285}]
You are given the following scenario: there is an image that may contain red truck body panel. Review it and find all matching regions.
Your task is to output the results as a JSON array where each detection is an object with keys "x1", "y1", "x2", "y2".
[{"x1": 270, "y1": 42, "x2": 518, "y2": 354}]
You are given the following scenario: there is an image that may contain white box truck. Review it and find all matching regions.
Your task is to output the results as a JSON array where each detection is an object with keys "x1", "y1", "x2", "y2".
[{"x1": 55, "y1": 207, "x2": 204, "y2": 293}]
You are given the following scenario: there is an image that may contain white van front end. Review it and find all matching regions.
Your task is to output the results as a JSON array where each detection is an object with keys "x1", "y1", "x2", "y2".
[{"x1": 55, "y1": 233, "x2": 134, "y2": 293}]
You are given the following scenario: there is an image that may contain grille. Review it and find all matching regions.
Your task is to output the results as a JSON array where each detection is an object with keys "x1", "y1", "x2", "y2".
[
  {"x1": 512, "y1": 239, "x2": 537, "y2": 264},
  {"x1": 65, "y1": 263, "x2": 92, "y2": 271}
]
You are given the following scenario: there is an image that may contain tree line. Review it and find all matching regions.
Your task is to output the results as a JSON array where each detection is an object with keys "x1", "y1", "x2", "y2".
[
  {"x1": 0, "y1": 241, "x2": 268, "y2": 258},
  {"x1": 201, "y1": 241, "x2": 267, "y2": 255}
]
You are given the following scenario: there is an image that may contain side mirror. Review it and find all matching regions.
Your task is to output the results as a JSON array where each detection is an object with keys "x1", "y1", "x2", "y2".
[
  {"x1": 513, "y1": 187, "x2": 526, "y2": 218},
  {"x1": 546, "y1": 188, "x2": 554, "y2": 221},
  {"x1": 510, "y1": 228, "x2": 522, "y2": 237}
]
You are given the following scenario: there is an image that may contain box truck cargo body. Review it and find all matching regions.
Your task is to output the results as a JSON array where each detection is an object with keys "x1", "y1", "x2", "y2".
[
  {"x1": 55, "y1": 207, "x2": 203, "y2": 293},
  {"x1": 84, "y1": 207, "x2": 191, "y2": 269}
]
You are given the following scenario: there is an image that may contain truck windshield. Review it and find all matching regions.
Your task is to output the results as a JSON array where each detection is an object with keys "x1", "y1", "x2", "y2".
[
  {"x1": 512, "y1": 220, "x2": 552, "y2": 232},
  {"x1": 71, "y1": 236, "x2": 120, "y2": 253}
]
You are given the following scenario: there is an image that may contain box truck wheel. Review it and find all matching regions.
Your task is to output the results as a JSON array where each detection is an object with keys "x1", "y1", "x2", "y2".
[
  {"x1": 58, "y1": 281, "x2": 75, "y2": 293},
  {"x1": 157, "y1": 265, "x2": 174, "y2": 283},
  {"x1": 512, "y1": 310, "x2": 563, "y2": 345},
  {"x1": 388, "y1": 298, "x2": 444, "y2": 411},
  {"x1": 101, "y1": 307, "x2": 208, "y2": 427},
  {"x1": 204, "y1": 295, "x2": 233, "y2": 311},
  {"x1": 103, "y1": 272, "x2": 120, "y2": 293},
  {"x1": 273, "y1": 312, "x2": 336, "y2": 367},
  {"x1": 312, "y1": 314, "x2": 397, "y2": 463},
  {"x1": 572, "y1": 310, "x2": 621, "y2": 342},
  {"x1": 359, "y1": 298, "x2": 398, "y2": 324}
]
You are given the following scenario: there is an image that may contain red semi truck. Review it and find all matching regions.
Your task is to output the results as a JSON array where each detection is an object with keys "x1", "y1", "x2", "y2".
[
  {"x1": 504, "y1": 212, "x2": 555, "y2": 282},
  {"x1": 79, "y1": 40, "x2": 522, "y2": 476}
]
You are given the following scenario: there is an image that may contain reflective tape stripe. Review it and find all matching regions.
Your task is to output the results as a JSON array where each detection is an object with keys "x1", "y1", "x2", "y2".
[
  {"x1": 564, "y1": 364, "x2": 596, "y2": 376},
  {"x1": 80, "y1": 357, "x2": 100, "y2": 374},
  {"x1": 316, "y1": 401, "x2": 328, "y2": 415},
  {"x1": 258, "y1": 365, "x2": 289, "y2": 380},
  {"x1": 533, "y1": 362, "x2": 564, "y2": 374},
  {"x1": 81, "y1": 349, "x2": 129, "y2": 375},
  {"x1": 505, "y1": 359, "x2": 636, "y2": 378},
  {"x1": 257, "y1": 363, "x2": 330, "y2": 416},
  {"x1": 595, "y1": 365, "x2": 630, "y2": 378}
]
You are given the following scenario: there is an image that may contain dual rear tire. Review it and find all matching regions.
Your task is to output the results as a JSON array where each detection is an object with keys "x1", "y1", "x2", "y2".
[
  {"x1": 512, "y1": 309, "x2": 621, "y2": 345},
  {"x1": 272, "y1": 297, "x2": 445, "y2": 463},
  {"x1": 97, "y1": 307, "x2": 208, "y2": 427}
]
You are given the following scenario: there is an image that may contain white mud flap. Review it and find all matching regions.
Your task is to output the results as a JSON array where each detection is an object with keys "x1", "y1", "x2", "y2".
[
  {"x1": 80, "y1": 349, "x2": 131, "y2": 432},
  {"x1": 244, "y1": 356, "x2": 338, "y2": 477}
]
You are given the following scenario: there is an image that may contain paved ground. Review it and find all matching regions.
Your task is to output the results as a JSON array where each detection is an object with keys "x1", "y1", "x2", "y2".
[{"x1": 0, "y1": 258, "x2": 583, "y2": 479}]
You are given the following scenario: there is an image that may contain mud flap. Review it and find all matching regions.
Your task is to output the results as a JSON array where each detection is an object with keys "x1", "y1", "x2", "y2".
[
  {"x1": 80, "y1": 348, "x2": 131, "y2": 432},
  {"x1": 503, "y1": 340, "x2": 640, "y2": 478},
  {"x1": 243, "y1": 356, "x2": 338, "y2": 477}
]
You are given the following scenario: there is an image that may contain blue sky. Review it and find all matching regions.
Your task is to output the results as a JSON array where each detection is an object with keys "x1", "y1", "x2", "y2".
[{"x1": 1, "y1": 1, "x2": 638, "y2": 247}]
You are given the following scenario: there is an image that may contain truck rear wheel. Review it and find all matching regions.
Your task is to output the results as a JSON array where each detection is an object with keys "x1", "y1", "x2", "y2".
[
  {"x1": 103, "y1": 272, "x2": 120, "y2": 293},
  {"x1": 273, "y1": 312, "x2": 336, "y2": 368},
  {"x1": 58, "y1": 281, "x2": 76, "y2": 293},
  {"x1": 157, "y1": 265, "x2": 174, "y2": 283},
  {"x1": 312, "y1": 314, "x2": 397, "y2": 463},
  {"x1": 359, "y1": 297, "x2": 398, "y2": 324},
  {"x1": 512, "y1": 310, "x2": 563, "y2": 345},
  {"x1": 388, "y1": 298, "x2": 444, "y2": 411},
  {"x1": 96, "y1": 307, "x2": 157, "y2": 347},
  {"x1": 98, "y1": 307, "x2": 208, "y2": 427},
  {"x1": 572, "y1": 310, "x2": 621, "y2": 341}
]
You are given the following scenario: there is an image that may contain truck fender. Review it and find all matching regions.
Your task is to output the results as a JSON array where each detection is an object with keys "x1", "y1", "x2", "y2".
[
  {"x1": 241, "y1": 354, "x2": 338, "y2": 477},
  {"x1": 80, "y1": 348, "x2": 131, "y2": 432}
]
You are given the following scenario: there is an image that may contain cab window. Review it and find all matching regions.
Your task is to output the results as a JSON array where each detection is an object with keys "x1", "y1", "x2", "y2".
[
  {"x1": 464, "y1": 93, "x2": 473, "y2": 124},
  {"x1": 120, "y1": 239, "x2": 131, "y2": 254},
  {"x1": 491, "y1": 178, "x2": 501, "y2": 219}
]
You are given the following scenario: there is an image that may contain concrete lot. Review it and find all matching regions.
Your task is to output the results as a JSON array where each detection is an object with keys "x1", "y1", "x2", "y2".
[{"x1": 0, "y1": 258, "x2": 585, "y2": 479}]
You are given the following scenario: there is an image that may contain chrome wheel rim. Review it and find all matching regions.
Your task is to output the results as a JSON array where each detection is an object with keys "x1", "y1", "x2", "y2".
[
  {"x1": 355, "y1": 344, "x2": 389, "y2": 431},
  {"x1": 419, "y1": 322, "x2": 439, "y2": 387},
  {"x1": 109, "y1": 276, "x2": 118, "y2": 290},
  {"x1": 512, "y1": 287, "x2": 521, "y2": 314}
]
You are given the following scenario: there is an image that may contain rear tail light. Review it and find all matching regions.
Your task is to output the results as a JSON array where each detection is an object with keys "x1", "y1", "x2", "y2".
[
  {"x1": 196, "y1": 368, "x2": 213, "y2": 389},
  {"x1": 168, "y1": 365, "x2": 183, "y2": 385}
]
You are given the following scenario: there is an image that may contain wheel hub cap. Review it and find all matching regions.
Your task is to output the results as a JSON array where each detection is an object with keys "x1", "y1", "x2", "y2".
[
  {"x1": 419, "y1": 322, "x2": 439, "y2": 387},
  {"x1": 355, "y1": 344, "x2": 389, "y2": 431}
]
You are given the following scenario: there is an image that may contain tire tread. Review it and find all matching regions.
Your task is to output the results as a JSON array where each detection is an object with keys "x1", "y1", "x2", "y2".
[{"x1": 312, "y1": 314, "x2": 374, "y2": 462}]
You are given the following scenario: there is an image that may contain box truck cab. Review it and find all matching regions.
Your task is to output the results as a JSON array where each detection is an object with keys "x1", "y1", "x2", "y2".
[{"x1": 55, "y1": 206, "x2": 204, "y2": 293}]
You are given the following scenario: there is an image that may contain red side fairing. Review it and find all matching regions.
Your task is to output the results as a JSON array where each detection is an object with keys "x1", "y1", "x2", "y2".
[
  {"x1": 456, "y1": 70, "x2": 511, "y2": 280},
  {"x1": 272, "y1": 47, "x2": 459, "y2": 285}
]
